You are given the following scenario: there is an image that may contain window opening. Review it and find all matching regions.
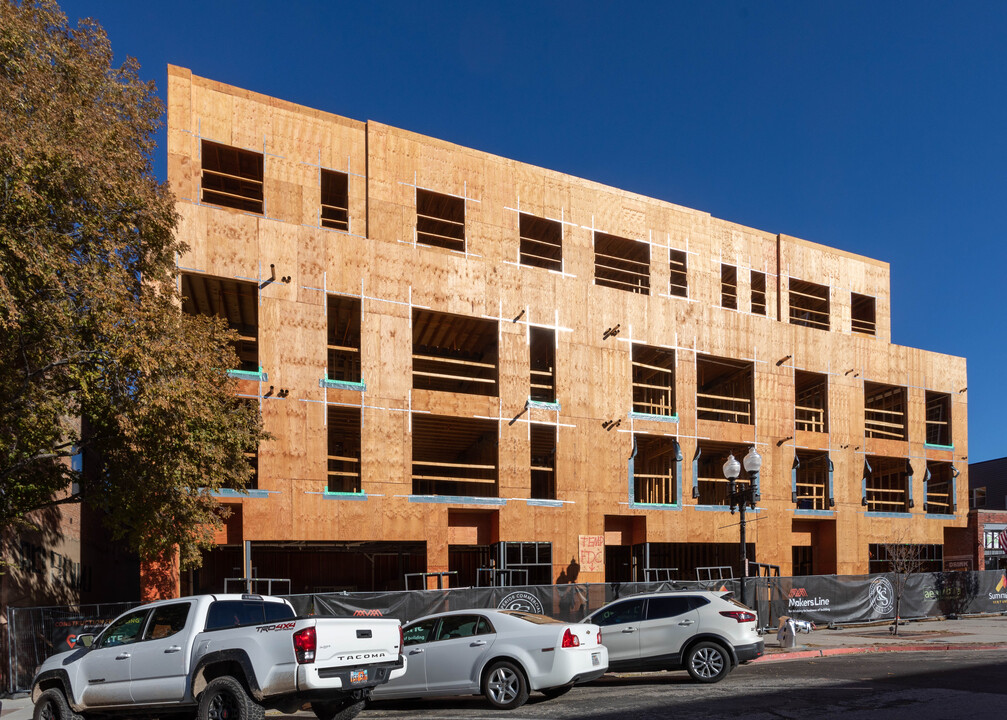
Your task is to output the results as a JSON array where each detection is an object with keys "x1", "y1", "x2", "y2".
[
  {"x1": 181, "y1": 274, "x2": 258, "y2": 372},
  {"x1": 496, "y1": 541, "x2": 552, "y2": 585},
  {"x1": 530, "y1": 424, "x2": 556, "y2": 500},
  {"x1": 327, "y1": 295, "x2": 361, "y2": 382},
  {"x1": 594, "y1": 232, "x2": 650, "y2": 295},
  {"x1": 973, "y1": 487, "x2": 987, "y2": 508},
  {"x1": 632, "y1": 345, "x2": 675, "y2": 417},
  {"x1": 864, "y1": 382, "x2": 907, "y2": 440},
  {"x1": 925, "y1": 461, "x2": 953, "y2": 515},
  {"x1": 695, "y1": 441, "x2": 752, "y2": 506},
  {"x1": 851, "y1": 293, "x2": 876, "y2": 336},
  {"x1": 669, "y1": 249, "x2": 688, "y2": 297},
  {"x1": 795, "y1": 370, "x2": 828, "y2": 433},
  {"x1": 751, "y1": 271, "x2": 767, "y2": 315},
  {"x1": 529, "y1": 327, "x2": 555, "y2": 403},
  {"x1": 925, "y1": 391, "x2": 952, "y2": 446},
  {"x1": 795, "y1": 451, "x2": 829, "y2": 510},
  {"x1": 320, "y1": 170, "x2": 349, "y2": 231},
  {"x1": 413, "y1": 310, "x2": 498, "y2": 396},
  {"x1": 721, "y1": 265, "x2": 737, "y2": 309},
  {"x1": 416, "y1": 189, "x2": 465, "y2": 251},
  {"x1": 201, "y1": 140, "x2": 263, "y2": 214},
  {"x1": 792, "y1": 547, "x2": 813, "y2": 576},
  {"x1": 327, "y1": 406, "x2": 361, "y2": 493},
  {"x1": 519, "y1": 214, "x2": 562, "y2": 271},
  {"x1": 234, "y1": 399, "x2": 260, "y2": 490},
  {"x1": 412, "y1": 414, "x2": 498, "y2": 497},
  {"x1": 789, "y1": 278, "x2": 830, "y2": 330},
  {"x1": 868, "y1": 543, "x2": 943, "y2": 573},
  {"x1": 633, "y1": 434, "x2": 678, "y2": 505},
  {"x1": 696, "y1": 355, "x2": 753, "y2": 424},
  {"x1": 245, "y1": 451, "x2": 259, "y2": 490},
  {"x1": 864, "y1": 456, "x2": 909, "y2": 512}
]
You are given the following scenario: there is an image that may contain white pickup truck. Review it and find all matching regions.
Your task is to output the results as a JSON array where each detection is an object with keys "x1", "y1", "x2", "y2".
[{"x1": 31, "y1": 593, "x2": 404, "y2": 720}]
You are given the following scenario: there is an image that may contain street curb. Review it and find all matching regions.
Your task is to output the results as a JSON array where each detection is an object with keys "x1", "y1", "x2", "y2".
[{"x1": 754, "y1": 643, "x2": 1006, "y2": 663}]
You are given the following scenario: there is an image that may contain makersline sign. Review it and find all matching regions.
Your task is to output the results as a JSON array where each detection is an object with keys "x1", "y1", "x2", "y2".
[{"x1": 771, "y1": 571, "x2": 1007, "y2": 624}]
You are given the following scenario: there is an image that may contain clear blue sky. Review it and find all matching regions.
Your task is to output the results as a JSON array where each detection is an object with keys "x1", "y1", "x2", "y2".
[{"x1": 58, "y1": 1, "x2": 1004, "y2": 462}]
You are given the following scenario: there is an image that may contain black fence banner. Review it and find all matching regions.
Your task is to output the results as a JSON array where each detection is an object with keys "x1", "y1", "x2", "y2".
[
  {"x1": 767, "y1": 570, "x2": 1007, "y2": 627},
  {"x1": 301, "y1": 579, "x2": 736, "y2": 624}
]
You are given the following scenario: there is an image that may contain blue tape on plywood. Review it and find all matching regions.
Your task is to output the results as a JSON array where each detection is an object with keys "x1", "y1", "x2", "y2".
[
  {"x1": 320, "y1": 378, "x2": 366, "y2": 391},
  {"x1": 228, "y1": 369, "x2": 268, "y2": 382},
  {"x1": 323, "y1": 491, "x2": 369, "y2": 501},
  {"x1": 408, "y1": 495, "x2": 507, "y2": 506},
  {"x1": 212, "y1": 488, "x2": 270, "y2": 499},
  {"x1": 628, "y1": 411, "x2": 679, "y2": 423}
]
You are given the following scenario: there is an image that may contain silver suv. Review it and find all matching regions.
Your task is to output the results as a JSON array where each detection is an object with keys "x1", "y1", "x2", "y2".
[{"x1": 583, "y1": 591, "x2": 763, "y2": 683}]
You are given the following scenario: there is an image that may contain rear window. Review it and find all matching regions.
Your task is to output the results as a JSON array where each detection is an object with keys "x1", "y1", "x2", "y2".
[
  {"x1": 205, "y1": 600, "x2": 294, "y2": 631},
  {"x1": 498, "y1": 611, "x2": 561, "y2": 624}
]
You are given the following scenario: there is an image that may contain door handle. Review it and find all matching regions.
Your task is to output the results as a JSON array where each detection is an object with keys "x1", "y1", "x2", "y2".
[
  {"x1": 165, "y1": 646, "x2": 182, "y2": 653},
  {"x1": 115, "y1": 652, "x2": 131, "y2": 660},
  {"x1": 621, "y1": 627, "x2": 637, "y2": 633},
  {"x1": 409, "y1": 648, "x2": 424, "y2": 655},
  {"x1": 678, "y1": 620, "x2": 695, "y2": 626},
  {"x1": 470, "y1": 640, "x2": 487, "y2": 647}
]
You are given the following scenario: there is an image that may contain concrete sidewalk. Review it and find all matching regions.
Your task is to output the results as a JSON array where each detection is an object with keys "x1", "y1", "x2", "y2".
[
  {"x1": 4, "y1": 615, "x2": 1007, "y2": 720},
  {"x1": 756, "y1": 613, "x2": 1007, "y2": 662}
]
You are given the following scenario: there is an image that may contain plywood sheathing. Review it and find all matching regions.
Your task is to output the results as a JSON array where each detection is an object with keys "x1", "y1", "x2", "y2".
[{"x1": 168, "y1": 65, "x2": 968, "y2": 582}]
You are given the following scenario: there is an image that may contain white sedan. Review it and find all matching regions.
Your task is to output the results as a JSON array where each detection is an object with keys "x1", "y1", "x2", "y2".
[{"x1": 370, "y1": 609, "x2": 607, "y2": 710}]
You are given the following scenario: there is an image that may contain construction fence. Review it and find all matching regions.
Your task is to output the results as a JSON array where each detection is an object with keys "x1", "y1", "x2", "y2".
[{"x1": 7, "y1": 570, "x2": 1007, "y2": 694}]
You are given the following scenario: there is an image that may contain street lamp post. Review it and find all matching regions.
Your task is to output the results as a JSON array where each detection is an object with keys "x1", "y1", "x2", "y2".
[{"x1": 722, "y1": 447, "x2": 762, "y2": 608}]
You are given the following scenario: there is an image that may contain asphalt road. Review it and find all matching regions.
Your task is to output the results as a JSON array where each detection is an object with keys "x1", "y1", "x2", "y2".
[{"x1": 345, "y1": 650, "x2": 1007, "y2": 720}]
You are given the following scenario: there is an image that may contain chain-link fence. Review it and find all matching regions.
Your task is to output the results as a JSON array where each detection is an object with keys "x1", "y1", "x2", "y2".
[{"x1": 6, "y1": 601, "x2": 138, "y2": 694}]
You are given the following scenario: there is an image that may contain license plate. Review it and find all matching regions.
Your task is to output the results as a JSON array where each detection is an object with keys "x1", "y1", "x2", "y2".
[
  {"x1": 592, "y1": 652, "x2": 600, "y2": 666},
  {"x1": 350, "y1": 669, "x2": 368, "y2": 684}
]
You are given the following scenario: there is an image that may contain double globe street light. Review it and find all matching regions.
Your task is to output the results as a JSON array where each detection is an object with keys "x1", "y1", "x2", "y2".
[{"x1": 722, "y1": 447, "x2": 762, "y2": 607}]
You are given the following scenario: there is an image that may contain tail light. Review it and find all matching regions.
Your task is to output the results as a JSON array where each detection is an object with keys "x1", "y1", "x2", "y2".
[
  {"x1": 720, "y1": 610, "x2": 757, "y2": 623},
  {"x1": 561, "y1": 628, "x2": 580, "y2": 648},
  {"x1": 597, "y1": 628, "x2": 602, "y2": 645},
  {"x1": 398, "y1": 624, "x2": 404, "y2": 658},
  {"x1": 293, "y1": 626, "x2": 316, "y2": 664}
]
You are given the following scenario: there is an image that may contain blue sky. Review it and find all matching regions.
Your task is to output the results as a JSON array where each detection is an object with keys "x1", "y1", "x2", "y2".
[{"x1": 58, "y1": 1, "x2": 1003, "y2": 462}]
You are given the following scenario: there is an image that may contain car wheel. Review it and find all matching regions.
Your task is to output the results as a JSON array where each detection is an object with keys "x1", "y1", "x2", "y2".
[
  {"x1": 481, "y1": 660, "x2": 529, "y2": 710},
  {"x1": 33, "y1": 688, "x2": 83, "y2": 720},
  {"x1": 685, "y1": 641, "x2": 730, "y2": 683},
  {"x1": 197, "y1": 676, "x2": 265, "y2": 720},
  {"x1": 311, "y1": 698, "x2": 366, "y2": 720},
  {"x1": 540, "y1": 684, "x2": 573, "y2": 699}
]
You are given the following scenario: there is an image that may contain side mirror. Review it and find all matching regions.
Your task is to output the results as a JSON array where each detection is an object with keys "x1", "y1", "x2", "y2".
[{"x1": 75, "y1": 633, "x2": 95, "y2": 649}]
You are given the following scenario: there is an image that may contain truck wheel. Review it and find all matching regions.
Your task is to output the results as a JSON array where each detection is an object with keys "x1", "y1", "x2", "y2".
[
  {"x1": 197, "y1": 676, "x2": 264, "y2": 720},
  {"x1": 685, "y1": 641, "x2": 730, "y2": 683},
  {"x1": 310, "y1": 699, "x2": 366, "y2": 720},
  {"x1": 481, "y1": 660, "x2": 529, "y2": 710},
  {"x1": 33, "y1": 688, "x2": 83, "y2": 720}
]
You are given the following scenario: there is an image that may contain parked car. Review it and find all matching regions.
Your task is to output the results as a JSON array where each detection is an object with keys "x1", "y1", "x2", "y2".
[
  {"x1": 370, "y1": 609, "x2": 607, "y2": 710},
  {"x1": 583, "y1": 591, "x2": 763, "y2": 683},
  {"x1": 31, "y1": 593, "x2": 405, "y2": 720}
]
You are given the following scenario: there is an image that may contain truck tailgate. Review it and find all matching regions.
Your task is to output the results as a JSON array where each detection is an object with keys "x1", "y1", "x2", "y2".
[
  {"x1": 296, "y1": 617, "x2": 402, "y2": 692},
  {"x1": 313, "y1": 618, "x2": 401, "y2": 668}
]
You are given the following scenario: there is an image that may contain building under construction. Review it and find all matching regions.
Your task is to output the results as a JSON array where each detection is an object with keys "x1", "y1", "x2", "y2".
[{"x1": 165, "y1": 66, "x2": 969, "y2": 596}]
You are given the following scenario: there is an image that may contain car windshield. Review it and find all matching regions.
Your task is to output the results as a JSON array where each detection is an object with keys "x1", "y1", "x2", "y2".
[{"x1": 498, "y1": 611, "x2": 561, "y2": 624}]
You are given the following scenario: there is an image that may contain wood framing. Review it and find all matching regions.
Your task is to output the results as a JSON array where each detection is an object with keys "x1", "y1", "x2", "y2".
[{"x1": 166, "y1": 65, "x2": 968, "y2": 594}]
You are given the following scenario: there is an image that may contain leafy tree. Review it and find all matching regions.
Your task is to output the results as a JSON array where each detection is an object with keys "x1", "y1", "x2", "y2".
[{"x1": 0, "y1": 0, "x2": 264, "y2": 570}]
